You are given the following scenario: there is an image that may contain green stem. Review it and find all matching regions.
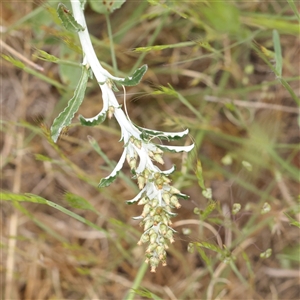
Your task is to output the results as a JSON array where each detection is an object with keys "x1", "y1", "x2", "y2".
[
  {"x1": 106, "y1": 14, "x2": 118, "y2": 73},
  {"x1": 24, "y1": 66, "x2": 67, "y2": 91},
  {"x1": 230, "y1": 261, "x2": 249, "y2": 287},
  {"x1": 124, "y1": 262, "x2": 148, "y2": 300},
  {"x1": 278, "y1": 77, "x2": 300, "y2": 106}
]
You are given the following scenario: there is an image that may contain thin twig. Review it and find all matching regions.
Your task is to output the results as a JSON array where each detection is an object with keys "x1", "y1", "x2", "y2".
[{"x1": 0, "y1": 39, "x2": 44, "y2": 71}]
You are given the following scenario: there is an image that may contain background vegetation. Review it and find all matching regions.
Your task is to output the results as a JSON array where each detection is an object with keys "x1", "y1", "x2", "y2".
[{"x1": 1, "y1": 0, "x2": 299, "y2": 299}]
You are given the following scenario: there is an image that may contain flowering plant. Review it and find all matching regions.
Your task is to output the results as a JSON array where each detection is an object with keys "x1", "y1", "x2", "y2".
[{"x1": 51, "y1": 0, "x2": 194, "y2": 272}]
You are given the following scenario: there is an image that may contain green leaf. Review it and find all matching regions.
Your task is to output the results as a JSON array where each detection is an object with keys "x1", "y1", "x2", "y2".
[
  {"x1": 195, "y1": 241, "x2": 222, "y2": 254},
  {"x1": 131, "y1": 288, "x2": 162, "y2": 300},
  {"x1": 33, "y1": 49, "x2": 59, "y2": 63},
  {"x1": 195, "y1": 159, "x2": 206, "y2": 190},
  {"x1": 1, "y1": 192, "x2": 107, "y2": 233},
  {"x1": 57, "y1": 3, "x2": 85, "y2": 33},
  {"x1": 156, "y1": 143, "x2": 194, "y2": 153},
  {"x1": 79, "y1": 110, "x2": 107, "y2": 126},
  {"x1": 98, "y1": 149, "x2": 127, "y2": 188},
  {"x1": 284, "y1": 213, "x2": 300, "y2": 228},
  {"x1": 59, "y1": 43, "x2": 82, "y2": 89},
  {"x1": 138, "y1": 127, "x2": 189, "y2": 141},
  {"x1": 200, "y1": 200, "x2": 217, "y2": 220},
  {"x1": 115, "y1": 64, "x2": 148, "y2": 86},
  {"x1": 196, "y1": 243, "x2": 212, "y2": 266},
  {"x1": 35, "y1": 154, "x2": 53, "y2": 162},
  {"x1": 64, "y1": 192, "x2": 96, "y2": 212},
  {"x1": 202, "y1": 1, "x2": 240, "y2": 35},
  {"x1": 98, "y1": 176, "x2": 118, "y2": 188},
  {"x1": 273, "y1": 30, "x2": 282, "y2": 77},
  {"x1": 89, "y1": 0, "x2": 126, "y2": 15},
  {"x1": 175, "y1": 192, "x2": 189, "y2": 200},
  {"x1": 51, "y1": 65, "x2": 89, "y2": 143},
  {"x1": 287, "y1": 0, "x2": 300, "y2": 21},
  {"x1": 1, "y1": 54, "x2": 24, "y2": 69}
]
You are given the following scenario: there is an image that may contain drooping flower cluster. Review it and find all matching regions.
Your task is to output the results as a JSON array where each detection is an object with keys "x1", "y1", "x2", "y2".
[
  {"x1": 59, "y1": 0, "x2": 194, "y2": 272},
  {"x1": 98, "y1": 104, "x2": 193, "y2": 271}
]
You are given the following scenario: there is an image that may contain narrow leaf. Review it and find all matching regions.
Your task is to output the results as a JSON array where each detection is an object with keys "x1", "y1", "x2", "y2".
[
  {"x1": 115, "y1": 65, "x2": 148, "y2": 86},
  {"x1": 156, "y1": 143, "x2": 194, "y2": 153},
  {"x1": 1, "y1": 192, "x2": 107, "y2": 233},
  {"x1": 89, "y1": 0, "x2": 126, "y2": 15},
  {"x1": 1, "y1": 54, "x2": 24, "y2": 69},
  {"x1": 195, "y1": 241, "x2": 222, "y2": 254},
  {"x1": 33, "y1": 49, "x2": 59, "y2": 63},
  {"x1": 287, "y1": 0, "x2": 300, "y2": 21},
  {"x1": 138, "y1": 127, "x2": 189, "y2": 141},
  {"x1": 98, "y1": 149, "x2": 127, "y2": 187},
  {"x1": 126, "y1": 188, "x2": 145, "y2": 205},
  {"x1": 51, "y1": 66, "x2": 89, "y2": 142},
  {"x1": 57, "y1": 3, "x2": 85, "y2": 32},
  {"x1": 175, "y1": 192, "x2": 189, "y2": 200},
  {"x1": 273, "y1": 30, "x2": 282, "y2": 77},
  {"x1": 79, "y1": 109, "x2": 107, "y2": 126},
  {"x1": 64, "y1": 192, "x2": 96, "y2": 212},
  {"x1": 196, "y1": 159, "x2": 206, "y2": 190},
  {"x1": 160, "y1": 165, "x2": 176, "y2": 175}
]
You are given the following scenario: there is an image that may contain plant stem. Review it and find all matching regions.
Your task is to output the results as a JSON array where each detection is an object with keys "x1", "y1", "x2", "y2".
[
  {"x1": 124, "y1": 262, "x2": 148, "y2": 300},
  {"x1": 106, "y1": 14, "x2": 118, "y2": 74}
]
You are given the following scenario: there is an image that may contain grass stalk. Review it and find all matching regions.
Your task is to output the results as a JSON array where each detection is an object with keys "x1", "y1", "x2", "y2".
[{"x1": 124, "y1": 262, "x2": 148, "y2": 300}]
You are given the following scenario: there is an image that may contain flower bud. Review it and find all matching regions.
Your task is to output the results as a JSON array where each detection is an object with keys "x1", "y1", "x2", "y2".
[
  {"x1": 150, "y1": 257, "x2": 159, "y2": 273},
  {"x1": 158, "y1": 237, "x2": 165, "y2": 244},
  {"x1": 162, "y1": 192, "x2": 170, "y2": 205},
  {"x1": 162, "y1": 176, "x2": 171, "y2": 184},
  {"x1": 170, "y1": 195, "x2": 181, "y2": 208},
  {"x1": 153, "y1": 154, "x2": 164, "y2": 165},
  {"x1": 159, "y1": 250, "x2": 166, "y2": 261},
  {"x1": 142, "y1": 204, "x2": 151, "y2": 217},
  {"x1": 148, "y1": 229, "x2": 155, "y2": 236},
  {"x1": 159, "y1": 224, "x2": 168, "y2": 235},
  {"x1": 143, "y1": 169, "x2": 150, "y2": 180},
  {"x1": 134, "y1": 139, "x2": 142, "y2": 149},
  {"x1": 138, "y1": 197, "x2": 148, "y2": 205},
  {"x1": 161, "y1": 214, "x2": 169, "y2": 226},
  {"x1": 129, "y1": 136, "x2": 135, "y2": 144},
  {"x1": 149, "y1": 209, "x2": 156, "y2": 217},
  {"x1": 108, "y1": 106, "x2": 115, "y2": 119},
  {"x1": 154, "y1": 172, "x2": 160, "y2": 179},
  {"x1": 153, "y1": 215, "x2": 162, "y2": 225},
  {"x1": 170, "y1": 186, "x2": 181, "y2": 194},
  {"x1": 148, "y1": 150, "x2": 154, "y2": 158},
  {"x1": 149, "y1": 232, "x2": 158, "y2": 244},
  {"x1": 144, "y1": 219, "x2": 154, "y2": 231},
  {"x1": 165, "y1": 229, "x2": 174, "y2": 243},
  {"x1": 156, "y1": 245, "x2": 165, "y2": 258},
  {"x1": 155, "y1": 178, "x2": 164, "y2": 190},
  {"x1": 151, "y1": 198, "x2": 159, "y2": 208},
  {"x1": 146, "y1": 243, "x2": 157, "y2": 253},
  {"x1": 129, "y1": 158, "x2": 137, "y2": 170},
  {"x1": 155, "y1": 147, "x2": 164, "y2": 154},
  {"x1": 138, "y1": 234, "x2": 150, "y2": 245},
  {"x1": 137, "y1": 175, "x2": 145, "y2": 189}
]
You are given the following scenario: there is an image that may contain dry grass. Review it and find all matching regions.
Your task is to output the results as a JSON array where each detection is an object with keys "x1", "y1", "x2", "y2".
[{"x1": 1, "y1": 1, "x2": 299, "y2": 299}]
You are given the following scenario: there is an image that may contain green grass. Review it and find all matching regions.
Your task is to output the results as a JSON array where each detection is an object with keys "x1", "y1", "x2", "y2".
[{"x1": 1, "y1": 0, "x2": 299, "y2": 299}]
